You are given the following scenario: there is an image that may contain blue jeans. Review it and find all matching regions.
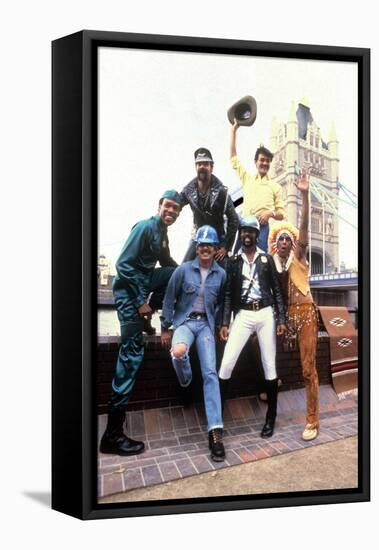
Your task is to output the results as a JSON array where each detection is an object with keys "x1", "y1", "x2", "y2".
[
  {"x1": 257, "y1": 223, "x2": 269, "y2": 252},
  {"x1": 171, "y1": 319, "x2": 223, "y2": 431}
]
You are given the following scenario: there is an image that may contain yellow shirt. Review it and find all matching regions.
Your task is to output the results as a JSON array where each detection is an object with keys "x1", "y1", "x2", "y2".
[{"x1": 231, "y1": 155, "x2": 285, "y2": 219}]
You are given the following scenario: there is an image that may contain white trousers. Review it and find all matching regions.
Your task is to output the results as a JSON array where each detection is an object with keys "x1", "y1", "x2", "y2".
[{"x1": 219, "y1": 307, "x2": 277, "y2": 381}]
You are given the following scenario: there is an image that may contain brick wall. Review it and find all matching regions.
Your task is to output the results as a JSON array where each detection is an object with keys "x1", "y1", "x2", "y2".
[{"x1": 97, "y1": 333, "x2": 331, "y2": 413}]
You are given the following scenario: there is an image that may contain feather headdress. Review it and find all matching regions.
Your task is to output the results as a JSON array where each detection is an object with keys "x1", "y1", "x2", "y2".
[{"x1": 268, "y1": 222, "x2": 299, "y2": 254}]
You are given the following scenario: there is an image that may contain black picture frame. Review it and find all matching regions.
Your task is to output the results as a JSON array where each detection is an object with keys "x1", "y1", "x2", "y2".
[{"x1": 52, "y1": 30, "x2": 370, "y2": 520}]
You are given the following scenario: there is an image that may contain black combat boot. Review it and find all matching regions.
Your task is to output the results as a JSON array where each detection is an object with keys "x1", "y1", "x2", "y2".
[
  {"x1": 100, "y1": 410, "x2": 145, "y2": 455},
  {"x1": 208, "y1": 428, "x2": 225, "y2": 462},
  {"x1": 219, "y1": 378, "x2": 230, "y2": 413},
  {"x1": 261, "y1": 378, "x2": 278, "y2": 438}
]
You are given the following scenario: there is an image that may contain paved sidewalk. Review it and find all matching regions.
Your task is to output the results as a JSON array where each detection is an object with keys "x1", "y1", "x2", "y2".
[
  {"x1": 99, "y1": 436, "x2": 358, "y2": 503},
  {"x1": 98, "y1": 385, "x2": 357, "y2": 499}
]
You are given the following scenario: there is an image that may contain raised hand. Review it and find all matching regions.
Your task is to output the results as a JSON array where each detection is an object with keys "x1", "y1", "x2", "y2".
[{"x1": 295, "y1": 167, "x2": 310, "y2": 193}]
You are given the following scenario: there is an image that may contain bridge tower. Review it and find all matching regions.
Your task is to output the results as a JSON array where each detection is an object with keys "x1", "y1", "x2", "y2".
[{"x1": 269, "y1": 98, "x2": 339, "y2": 274}]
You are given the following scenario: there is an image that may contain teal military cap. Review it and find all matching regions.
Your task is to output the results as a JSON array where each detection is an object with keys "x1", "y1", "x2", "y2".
[{"x1": 160, "y1": 189, "x2": 182, "y2": 205}]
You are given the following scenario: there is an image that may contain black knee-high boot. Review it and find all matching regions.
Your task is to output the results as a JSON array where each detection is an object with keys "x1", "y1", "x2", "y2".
[
  {"x1": 261, "y1": 378, "x2": 278, "y2": 438},
  {"x1": 100, "y1": 410, "x2": 145, "y2": 455}
]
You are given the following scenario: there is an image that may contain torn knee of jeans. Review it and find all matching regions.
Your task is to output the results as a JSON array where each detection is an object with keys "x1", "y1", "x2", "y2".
[
  {"x1": 171, "y1": 343, "x2": 188, "y2": 359},
  {"x1": 204, "y1": 335, "x2": 211, "y2": 343}
]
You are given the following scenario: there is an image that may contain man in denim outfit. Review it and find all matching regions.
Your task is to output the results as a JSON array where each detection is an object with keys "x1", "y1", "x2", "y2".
[{"x1": 160, "y1": 225, "x2": 226, "y2": 461}]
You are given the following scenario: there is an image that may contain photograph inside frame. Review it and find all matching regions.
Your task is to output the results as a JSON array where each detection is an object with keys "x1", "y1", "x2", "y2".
[{"x1": 96, "y1": 46, "x2": 359, "y2": 504}]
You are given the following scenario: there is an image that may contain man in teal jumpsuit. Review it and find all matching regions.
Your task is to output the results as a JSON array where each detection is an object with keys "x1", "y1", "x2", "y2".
[{"x1": 100, "y1": 190, "x2": 182, "y2": 456}]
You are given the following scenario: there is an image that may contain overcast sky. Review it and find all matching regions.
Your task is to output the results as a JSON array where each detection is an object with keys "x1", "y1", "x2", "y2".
[{"x1": 98, "y1": 47, "x2": 358, "y2": 271}]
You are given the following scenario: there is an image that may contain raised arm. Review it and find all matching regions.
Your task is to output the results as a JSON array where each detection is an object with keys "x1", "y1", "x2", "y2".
[
  {"x1": 230, "y1": 120, "x2": 240, "y2": 158},
  {"x1": 295, "y1": 168, "x2": 310, "y2": 260}
]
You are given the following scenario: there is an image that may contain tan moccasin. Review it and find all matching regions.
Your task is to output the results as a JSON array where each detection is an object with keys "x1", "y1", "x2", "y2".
[{"x1": 302, "y1": 424, "x2": 319, "y2": 441}]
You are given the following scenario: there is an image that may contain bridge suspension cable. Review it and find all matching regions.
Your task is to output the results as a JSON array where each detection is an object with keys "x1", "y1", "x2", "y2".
[{"x1": 310, "y1": 179, "x2": 357, "y2": 231}]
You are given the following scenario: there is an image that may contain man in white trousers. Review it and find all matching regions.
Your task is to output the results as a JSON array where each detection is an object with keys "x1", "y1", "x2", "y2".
[{"x1": 218, "y1": 215, "x2": 286, "y2": 437}]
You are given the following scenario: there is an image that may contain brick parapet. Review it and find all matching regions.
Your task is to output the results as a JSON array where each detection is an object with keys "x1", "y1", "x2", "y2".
[{"x1": 96, "y1": 334, "x2": 331, "y2": 413}]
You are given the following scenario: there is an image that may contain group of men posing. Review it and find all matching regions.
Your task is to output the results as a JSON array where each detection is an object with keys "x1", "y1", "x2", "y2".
[{"x1": 100, "y1": 121, "x2": 320, "y2": 464}]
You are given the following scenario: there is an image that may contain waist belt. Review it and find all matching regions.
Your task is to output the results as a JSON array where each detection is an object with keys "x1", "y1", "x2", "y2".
[
  {"x1": 239, "y1": 299, "x2": 272, "y2": 311},
  {"x1": 188, "y1": 312, "x2": 207, "y2": 320}
]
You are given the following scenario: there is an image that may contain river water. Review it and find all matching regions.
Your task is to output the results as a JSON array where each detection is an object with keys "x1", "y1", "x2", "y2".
[{"x1": 98, "y1": 309, "x2": 161, "y2": 336}]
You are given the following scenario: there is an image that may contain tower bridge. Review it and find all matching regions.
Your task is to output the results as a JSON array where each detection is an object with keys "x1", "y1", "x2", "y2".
[
  {"x1": 231, "y1": 98, "x2": 358, "y2": 317},
  {"x1": 231, "y1": 97, "x2": 357, "y2": 276}
]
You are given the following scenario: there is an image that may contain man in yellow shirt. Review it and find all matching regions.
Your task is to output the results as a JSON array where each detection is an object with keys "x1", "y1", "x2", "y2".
[{"x1": 230, "y1": 120, "x2": 285, "y2": 251}]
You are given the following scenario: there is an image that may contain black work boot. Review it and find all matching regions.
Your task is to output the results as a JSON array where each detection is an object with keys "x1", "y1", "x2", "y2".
[
  {"x1": 261, "y1": 378, "x2": 278, "y2": 438},
  {"x1": 208, "y1": 428, "x2": 225, "y2": 462},
  {"x1": 100, "y1": 410, "x2": 145, "y2": 455},
  {"x1": 219, "y1": 378, "x2": 230, "y2": 413}
]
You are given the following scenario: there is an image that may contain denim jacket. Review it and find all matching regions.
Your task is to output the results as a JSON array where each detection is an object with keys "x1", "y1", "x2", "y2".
[{"x1": 161, "y1": 257, "x2": 226, "y2": 332}]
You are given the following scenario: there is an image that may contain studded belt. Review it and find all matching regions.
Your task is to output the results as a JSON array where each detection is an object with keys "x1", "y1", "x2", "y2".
[{"x1": 188, "y1": 312, "x2": 207, "y2": 320}]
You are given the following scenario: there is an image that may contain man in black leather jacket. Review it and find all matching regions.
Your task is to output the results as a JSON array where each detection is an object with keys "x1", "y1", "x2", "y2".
[
  {"x1": 180, "y1": 147, "x2": 239, "y2": 263},
  {"x1": 218, "y1": 215, "x2": 286, "y2": 437}
]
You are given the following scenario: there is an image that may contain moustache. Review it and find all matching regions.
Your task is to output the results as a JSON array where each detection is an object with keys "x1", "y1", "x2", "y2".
[{"x1": 242, "y1": 236, "x2": 255, "y2": 244}]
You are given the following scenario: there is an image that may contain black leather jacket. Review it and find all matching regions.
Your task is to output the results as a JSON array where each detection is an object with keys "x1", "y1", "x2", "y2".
[
  {"x1": 180, "y1": 175, "x2": 239, "y2": 251},
  {"x1": 221, "y1": 252, "x2": 286, "y2": 326}
]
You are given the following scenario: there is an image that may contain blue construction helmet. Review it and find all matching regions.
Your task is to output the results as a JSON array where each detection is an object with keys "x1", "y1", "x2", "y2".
[
  {"x1": 239, "y1": 215, "x2": 260, "y2": 234},
  {"x1": 195, "y1": 225, "x2": 220, "y2": 245}
]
